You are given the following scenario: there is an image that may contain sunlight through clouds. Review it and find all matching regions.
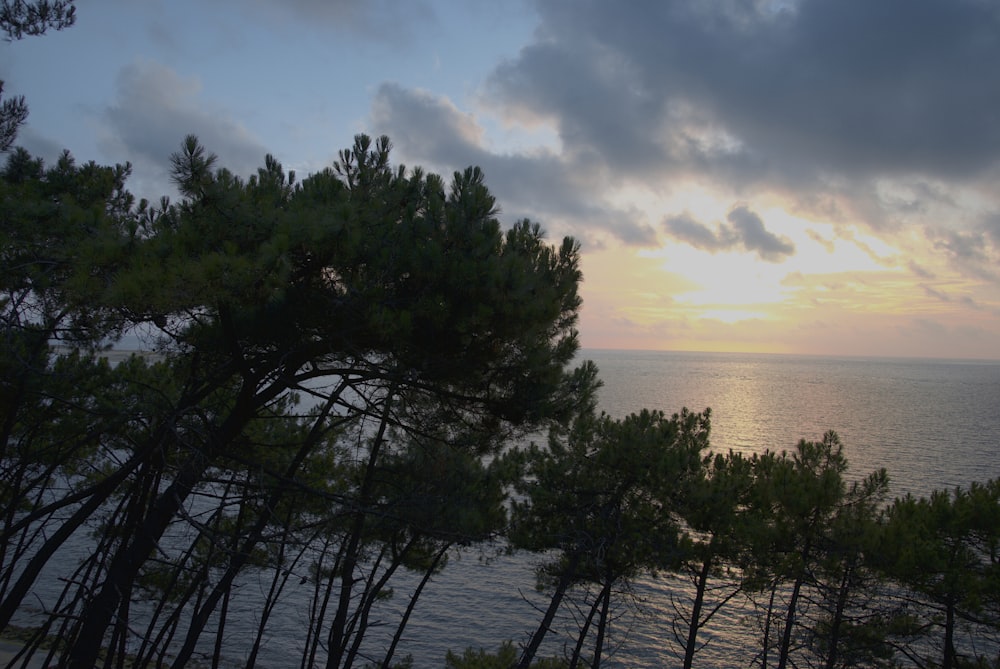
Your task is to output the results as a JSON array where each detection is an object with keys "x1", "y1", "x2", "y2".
[{"x1": 8, "y1": 0, "x2": 1000, "y2": 358}]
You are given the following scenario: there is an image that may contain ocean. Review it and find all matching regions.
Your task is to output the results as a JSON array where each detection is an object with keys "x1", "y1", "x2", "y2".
[
  {"x1": 15, "y1": 350, "x2": 1000, "y2": 667},
  {"x1": 243, "y1": 349, "x2": 1000, "y2": 668},
  {"x1": 588, "y1": 349, "x2": 1000, "y2": 497}
]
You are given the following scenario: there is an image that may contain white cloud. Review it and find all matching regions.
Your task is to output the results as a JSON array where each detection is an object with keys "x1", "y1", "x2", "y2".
[{"x1": 99, "y1": 61, "x2": 268, "y2": 199}]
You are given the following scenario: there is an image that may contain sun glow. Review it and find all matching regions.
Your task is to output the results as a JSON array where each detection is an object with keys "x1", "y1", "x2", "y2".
[
  {"x1": 578, "y1": 183, "x2": 1000, "y2": 357},
  {"x1": 698, "y1": 309, "x2": 771, "y2": 323}
]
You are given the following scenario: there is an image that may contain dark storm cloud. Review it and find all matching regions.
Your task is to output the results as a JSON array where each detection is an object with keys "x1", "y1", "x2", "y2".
[
  {"x1": 663, "y1": 205, "x2": 795, "y2": 262},
  {"x1": 99, "y1": 63, "x2": 268, "y2": 198},
  {"x1": 486, "y1": 0, "x2": 1000, "y2": 186},
  {"x1": 371, "y1": 83, "x2": 658, "y2": 246}
]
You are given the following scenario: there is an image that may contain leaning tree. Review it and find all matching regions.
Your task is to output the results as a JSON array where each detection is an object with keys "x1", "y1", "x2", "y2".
[{"x1": 0, "y1": 134, "x2": 597, "y2": 668}]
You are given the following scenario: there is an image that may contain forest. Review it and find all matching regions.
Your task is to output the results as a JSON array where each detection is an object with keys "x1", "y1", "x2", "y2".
[{"x1": 2, "y1": 131, "x2": 1000, "y2": 669}]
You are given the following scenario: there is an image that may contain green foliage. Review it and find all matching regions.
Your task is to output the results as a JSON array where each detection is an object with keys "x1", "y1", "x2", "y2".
[
  {"x1": 878, "y1": 479, "x2": 1000, "y2": 668},
  {"x1": 1, "y1": 0, "x2": 75, "y2": 39},
  {"x1": 510, "y1": 406, "x2": 710, "y2": 667},
  {"x1": 0, "y1": 83, "x2": 27, "y2": 153},
  {"x1": 511, "y1": 408, "x2": 709, "y2": 584},
  {"x1": 444, "y1": 642, "x2": 566, "y2": 669},
  {"x1": 738, "y1": 433, "x2": 894, "y2": 669},
  {"x1": 1, "y1": 134, "x2": 592, "y2": 669}
]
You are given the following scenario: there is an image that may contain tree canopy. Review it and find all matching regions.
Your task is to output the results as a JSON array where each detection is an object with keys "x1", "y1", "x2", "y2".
[{"x1": 0, "y1": 134, "x2": 596, "y2": 668}]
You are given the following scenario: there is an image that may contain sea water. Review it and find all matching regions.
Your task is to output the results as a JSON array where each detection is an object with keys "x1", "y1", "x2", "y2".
[
  {"x1": 14, "y1": 350, "x2": 1000, "y2": 667},
  {"x1": 240, "y1": 350, "x2": 1000, "y2": 668}
]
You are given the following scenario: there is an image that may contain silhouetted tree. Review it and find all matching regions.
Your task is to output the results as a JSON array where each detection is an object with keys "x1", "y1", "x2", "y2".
[
  {"x1": 511, "y1": 407, "x2": 708, "y2": 668},
  {"x1": 671, "y1": 449, "x2": 756, "y2": 669},
  {"x1": 878, "y1": 479, "x2": 1000, "y2": 669},
  {"x1": 1, "y1": 134, "x2": 592, "y2": 668}
]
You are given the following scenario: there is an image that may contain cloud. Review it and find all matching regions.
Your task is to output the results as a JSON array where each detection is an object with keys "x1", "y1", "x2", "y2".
[
  {"x1": 371, "y1": 83, "x2": 658, "y2": 246},
  {"x1": 663, "y1": 212, "x2": 731, "y2": 252},
  {"x1": 664, "y1": 205, "x2": 795, "y2": 262},
  {"x1": 99, "y1": 62, "x2": 269, "y2": 199},
  {"x1": 477, "y1": 0, "x2": 1000, "y2": 237},
  {"x1": 925, "y1": 227, "x2": 1000, "y2": 283},
  {"x1": 727, "y1": 206, "x2": 796, "y2": 261},
  {"x1": 806, "y1": 229, "x2": 836, "y2": 253}
]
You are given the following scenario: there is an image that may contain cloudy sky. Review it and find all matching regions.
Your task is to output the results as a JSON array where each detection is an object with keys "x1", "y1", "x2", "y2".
[{"x1": 5, "y1": 0, "x2": 1000, "y2": 359}]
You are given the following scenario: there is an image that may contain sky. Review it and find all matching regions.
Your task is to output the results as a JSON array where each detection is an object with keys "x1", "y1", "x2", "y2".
[{"x1": 5, "y1": 0, "x2": 1000, "y2": 359}]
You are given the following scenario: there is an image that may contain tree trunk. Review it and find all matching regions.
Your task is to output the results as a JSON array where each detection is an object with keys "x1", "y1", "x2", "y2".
[
  {"x1": 683, "y1": 554, "x2": 713, "y2": 669},
  {"x1": 171, "y1": 399, "x2": 341, "y2": 668},
  {"x1": 303, "y1": 536, "x2": 343, "y2": 669},
  {"x1": 0, "y1": 445, "x2": 151, "y2": 630},
  {"x1": 381, "y1": 545, "x2": 448, "y2": 668},
  {"x1": 760, "y1": 580, "x2": 778, "y2": 669},
  {"x1": 65, "y1": 371, "x2": 288, "y2": 668},
  {"x1": 823, "y1": 561, "x2": 854, "y2": 669},
  {"x1": 517, "y1": 549, "x2": 582, "y2": 669},
  {"x1": 568, "y1": 586, "x2": 602, "y2": 669},
  {"x1": 66, "y1": 450, "x2": 211, "y2": 668},
  {"x1": 326, "y1": 389, "x2": 395, "y2": 669},
  {"x1": 591, "y1": 577, "x2": 613, "y2": 669},
  {"x1": 776, "y1": 574, "x2": 805, "y2": 669},
  {"x1": 944, "y1": 599, "x2": 956, "y2": 669}
]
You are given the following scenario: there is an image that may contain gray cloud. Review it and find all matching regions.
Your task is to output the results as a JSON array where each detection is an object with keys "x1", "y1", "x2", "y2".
[
  {"x1": 931, "y1": 229, "x2": 990, "y2": 263},
  {"x1": 484, "y1": 0, "x2": 1000, "y2": 202},
  {"x1": 985, "y1": 211, "x2": 1000, "y2": 247},
  {"x1": 663, "y1": 212, "x2": 734, "y2": 252},
  {"x1": 371, "y1": 82, "x2": 658, "y2": 247},
  {"x1": 664, "y1": 205, "x2": 795, "y2": 262},
  {"x1": 927, "y1": 227, "x2": 1000, "y2": 283},
  {"x1": 727, "y1": 206, "x2": 796, "y2": 261},
  {"x1": 99, "y1": 62, "x2": 269, "y2": 199}
]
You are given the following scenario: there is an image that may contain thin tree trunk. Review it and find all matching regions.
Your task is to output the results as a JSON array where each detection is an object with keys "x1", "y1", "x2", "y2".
[
  {"x1": 247, "y1": 520, "x2": 311, "y2": 669},
  {"x1": 66, "y1": 450, "x2": 212, "y2": 668},
  {"x1": 568, "y1": 587, "x2": 603, "y2": 669},
  {"x1": 66, "y1": 372, "x2": 288, "y2": 668},
  {"x1": 211, "y1": 585, "x2": 231, "y2": 669},
  {"x1": 683, "y1": 554, "x2": 713, "y2": 669},
  {"x1": 944, "y1": 599, "x2": 956, "y2": 669},
  {"x1": 591, "y1": 577, "x2": 613, "y2": 669},
  {"x1": 171, "y1": 397, "x2": 343, "y2": 669},
  {"x1": 823, "y1": 561, "x2": 854, "y2": 669},
  {"x1": 776, "y1": 574, "x2": 805, "y2": 669},
  {"x1": 0, "y1": 445, "x2": 152, "y2": 630},
  {"x1": 760, "y1": 580, "x2": 778, "y2": 669},
  {"x1": 344, "y1": 547, "x2": 399, "y2": 669},
  {"x1": 381, "y1": 544, "x2": 448, "y2": 669},
  {"x1": 306, "y1": 538, "x2": 348, "y2": 669},
  {"x1": 303, "y1": 535, "x2": 342, "y2": 669},
  {"x1": 326, "y1": 389, "x2": 396, "y2": 669},
  {"x1": 517, "y1": 549, "x2": 583, "y2": 669}
]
